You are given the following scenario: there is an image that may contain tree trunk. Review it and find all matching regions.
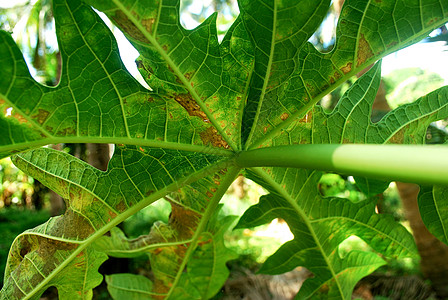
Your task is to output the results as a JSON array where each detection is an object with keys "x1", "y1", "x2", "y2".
[
  {"x1": 86, "y1": 143, "x2": 110, "y2": 171},
  {"x1": 396, "y1": 182, "x2": 448, "y2": 298}
]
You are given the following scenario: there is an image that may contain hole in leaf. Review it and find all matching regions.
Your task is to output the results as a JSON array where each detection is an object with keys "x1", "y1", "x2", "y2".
[
  {"x1": 41, "y1": 286, "x2": 58, "y2": 299},
  {"x1": 3, "y1": 2, "x2": 60, "y2": 86},
  {"x1": 308, "y1": 1, "x2": 340, "y2": 52},
  {"x1": 59, "y1": 143, "x2": 112, "y2": 172},
  {"x1": 98, "y1": 257, "x2": 132, "y2": 275},
  {"x1": 318, "y1": 173, "x2": 366, "y2": 202},
  {"x1": 124, "y1": 198, "x2": 171, "y2": 238},
  {"x1": 338, "y1": 235, "x2": 372, "y2": 259},
  {"x1": 5, "y1": 107, "x2": 12, "y2": 117}
]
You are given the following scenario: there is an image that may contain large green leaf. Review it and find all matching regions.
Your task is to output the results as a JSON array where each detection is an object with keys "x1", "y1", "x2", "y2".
[
  {"x1": 82, "y1": 0, "x2": 257, "y2": 151},
  {"x1": 96, "y1": 206, "x2": 236, "y2": 299},
  {"x1": 244, "y1": 0, "x2": 448, "y2": 149},
  {"x1": 1, "y1": 0, "x2": 448, "y2": 299},
  {"x1": 238, "y1": 168, "x2": 416, "y2": 299},
  {"x1": 419, "y1": 186, "x2": 448, "y2": 245},
  {"x1": 0, "y1": 0, "x2": 233, "y2": 159},
  {"x1": 2, "y1": 144, "x2": 232, "y2": 298},
  {"x1": 236, "y1": 63, "x2": 443, "y2": 298}
]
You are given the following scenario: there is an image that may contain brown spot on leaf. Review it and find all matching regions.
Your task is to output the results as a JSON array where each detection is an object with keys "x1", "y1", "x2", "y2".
[
  {"x1": 32, "y1": 109, "x2": 49, "y2": 124},
  {"x1": 184, "y1": 71, "x2": 195, "y2": 80},
  {"x1": 357, "y1": 34, "x2": 374, "y2": 67},
  {"x1": 108, "y1": 211, "x2": 117, "y2": 219},
  {"x1": 169, "y1": 203, "x2": 200, "y2": 239},
  {"x1": 427, "y1": 17, "x2": 440, "y2": 25},
  {"x1": 112, "y1": 11, "x2": 149, "y2": 43},
  {"x1": 299, "y1": 111, "x2": 312, "y2": 123},
  {"x1": 389, "y1": 127, "x2": 405, "y2": 144},
  {"x1": 56, "y1": 126, "x2": 76, "y2": 136},
  {"x1": 333, "y1": 71, "x2": 342, "y2": 81},
  {"x1": 141, "y1": 18, "x2": 156, "y2": 34},
  {"x1": 320, "y1": 83, "x2": 329, "y2": 91},
  {"x1": 387, "y1": 41, "x2": 398, "y2": 48},
  {"x1": 19, "y1": 241, "x2": 32, "y2": 258},
  {"x1": 13, "y1": 113, "x2": 28, "y2": 124},
  {"x1": 341, "y1": 62, "x2": 352, "y2": 74},
  {"x1": 116, "y1": 201, "x2": 127, "y2": 212},
  {"x1": 200, "y1": 127, "x2": 229, "y2": 148},
  {"x1": 280, "y1": 113, "x2": 289, "y2": 121},
  {"x1": 174, "y1": 93, "x2": 208, "y2": 121}
]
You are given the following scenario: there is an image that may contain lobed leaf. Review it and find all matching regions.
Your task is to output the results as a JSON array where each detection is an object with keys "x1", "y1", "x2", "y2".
[
  {"x1": 1, "y1": 0, "x2": 448, "y2": 299},
  {"x1": 236, "y1": 62, "x2": 440, "y2": 298},
  {"x1": 419, "y1": 186, "x2": 448, "y2": 245},
  {"x1": 0, "y1": 0, "x2": 232, "y2": 159},
  {"x1": 84, "y1": 0, "x2": 256, "y2": 151},
  {"x1": 237, "y1": 169, "x2": 416, "y2": 298},
  {"x1": 1, "y1": 144, "x2": 231, "y2": 298},
  {"x1": 245, "y1": 0, "x2": 448, "y2": 149}
]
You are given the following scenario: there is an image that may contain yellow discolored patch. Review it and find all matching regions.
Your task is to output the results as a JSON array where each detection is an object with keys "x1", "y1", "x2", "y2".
[
  {"x1": 299, "y1": 111, "x2": 312, "y2": 123},
  {"x1": 141, "y1": 18, "x2": 155, "y2": 34},
  {"x1": 32, "y1": 109, "x2": 50, "y2": 124},
  {"x1": 340, "y1": 62, "x2": 352, "y2": 74},
  {"x1": 199, "y1": 126, "x2": 229, "y2": 148},
  {"x1": 169, "y1": 203, "x2": 201, "y2": 239},
  {"x1": 280, "y1": 113, "x2": 289, "y2": 121},
  {"x1": 13, "y1": 113, "x2": 28, "y2": 124},
  {"x1": 183, "y1": 71, "x2": 195, "y2": 80},
  {"x1": 174, "y1": 93, "x2": 208, "y2": 121},
  {"x1": 388, "y1": 127, "x2": 406, "y2": 144},
  {"x1": 356, "y1": 34, "x2": 374, "y2": 67}
]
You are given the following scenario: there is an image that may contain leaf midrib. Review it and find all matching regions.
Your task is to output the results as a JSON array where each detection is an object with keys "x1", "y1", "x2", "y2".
[
  {"x1": 110, "y1": 0, "x2": 238, "y2": 151},
  {"x1": 251, "y1": 167, "x2": 347, "y2": 299},
  {"x1": 248, "y1": 13, "x2": 448, "y2": 150},
  {"x1": 243, "y1": 1, "x2": 277, "y2": 150},
  {"x1": 16, "y1": 155, "x2": 236, "y2": 300},
  {"x1": 165, "y1": 167, "x2": 240, "y2": 299},
  {"x1": 64, "y1": 1, "x2": 131, "y2": 138}
]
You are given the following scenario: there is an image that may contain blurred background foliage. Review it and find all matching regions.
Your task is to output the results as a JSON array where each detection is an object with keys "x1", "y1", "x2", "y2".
[{"x1": 1, "y1": 0, "x2": 448, "y2": 298}]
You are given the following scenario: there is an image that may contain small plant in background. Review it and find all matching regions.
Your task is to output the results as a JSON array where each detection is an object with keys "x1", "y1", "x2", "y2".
[{"x1": 0, "y1": 0, "x2": 448, "y2": 299}]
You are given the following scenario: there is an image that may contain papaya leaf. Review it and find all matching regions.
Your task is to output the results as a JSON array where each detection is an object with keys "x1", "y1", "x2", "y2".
[
  {"x1": 96, "y1": 206, "x2": 237, "y2": 299},
  {"x1": 236, "y1": 61, "x2": 433, "y2": 298},
  {"x1": 106, "y1": 273, "x2": 153, "y2": 300},
  {"x1": 419, "y1": 185, "x2": 448, "y2": 245},
  {"x1": 245, "y1": 0, "x2": 448, "y2": 149},
  {"x1": 1, "y1": 0, "x2": 448, "y2": 299},
  {"x1": 83, "y1": 0, "x2": 257, "y2": 151},
  {"x1": 2, "y1": 145, "x2": 234, "y2": 298},
  {"x1": 0, "y1": 0, "x2": 233, "y2": 159},
  {"x1": 237, "y1": 169, "x2": 417, "y2": 298}
]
